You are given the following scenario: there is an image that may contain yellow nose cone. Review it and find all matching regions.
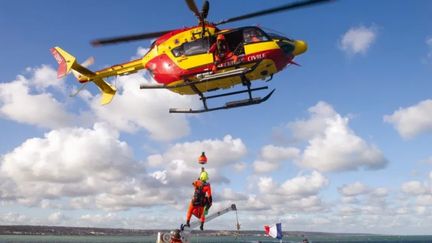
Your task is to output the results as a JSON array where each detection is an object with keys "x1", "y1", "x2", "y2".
[{"x1": 293, "y1": 40, "x2": 308, "y2": 56}]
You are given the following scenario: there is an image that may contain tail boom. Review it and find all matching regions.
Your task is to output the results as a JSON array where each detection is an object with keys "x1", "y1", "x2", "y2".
[{"x1": 50, "y1": 47, "x2": 117, "y2": 105}]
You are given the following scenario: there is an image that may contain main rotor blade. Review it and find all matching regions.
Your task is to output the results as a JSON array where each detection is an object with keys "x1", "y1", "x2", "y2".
[
  {"x1": 91, "y1": 30, "x2": 172, "y2": 46},
  {"x1": 185, "y1": 0, "x2": 201, "y2": 19},
  {"x1": 201, "y1": 0, "x2": 210, "y2": 19},
  {"x1": 215, "y1": 0, "x2": 333, "y2": 26}
]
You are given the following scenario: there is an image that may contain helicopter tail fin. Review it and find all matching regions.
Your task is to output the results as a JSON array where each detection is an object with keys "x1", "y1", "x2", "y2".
[{"x1": 50, "y1": 47, "x2": 116, "y2": 105}]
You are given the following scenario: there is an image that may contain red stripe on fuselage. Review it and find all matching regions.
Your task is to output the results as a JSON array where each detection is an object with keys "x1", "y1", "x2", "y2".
[{"x1": 146, "y1": 48, "x2": 294, "y2": 85}]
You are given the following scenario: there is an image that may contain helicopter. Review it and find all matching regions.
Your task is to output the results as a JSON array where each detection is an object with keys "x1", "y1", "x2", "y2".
[{"x1": 51, "y1": 0, "x2": 332, "y2": 113}]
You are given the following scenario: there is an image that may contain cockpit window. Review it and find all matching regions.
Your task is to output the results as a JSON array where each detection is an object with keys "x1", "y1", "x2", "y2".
[
  {"x1": 172, "y1": 37, "x2": 210, "y2": 57},
  {"x1": 267, "y1": 32, "x2": 293, "y2": 41},
  {"x1": 243, "y1": 28, "x2": 269, "y2": 44}
]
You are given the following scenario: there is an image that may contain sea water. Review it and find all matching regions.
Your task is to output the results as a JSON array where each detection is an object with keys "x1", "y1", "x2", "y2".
[{"x1": 1, "y1": 235, "x2": 432, "y2": 243}]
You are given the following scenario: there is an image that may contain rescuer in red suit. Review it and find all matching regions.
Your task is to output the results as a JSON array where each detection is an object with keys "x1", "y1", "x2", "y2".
[
  {"x1": 208, "y1": 34, "x2": 237, "y2": 72},
  {"x1": 184, "y1": 172, "x2": 212, "y2": 231}
]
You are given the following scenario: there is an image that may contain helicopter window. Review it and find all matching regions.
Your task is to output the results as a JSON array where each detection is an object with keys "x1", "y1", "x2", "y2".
[
  {"x1": 172, "y1": 46, "x2": 184, "y2": 57},
  {"x1": 184, "y1": 38, "x2": 210, "y2": 56},
  {"x1": 190, "y1": 38, "x2": 211, "y2": 56},
  {"x1": 171, "y1": 38, "x2": 210, "y2": 57},
  {"x1": 243, "y1": 28, "x2": 268, "y2": 44}
]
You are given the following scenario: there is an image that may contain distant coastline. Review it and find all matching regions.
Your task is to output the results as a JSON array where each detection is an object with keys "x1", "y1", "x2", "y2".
[{"x1": 0, "y1": 225, "x2": 376, "y2": 237}]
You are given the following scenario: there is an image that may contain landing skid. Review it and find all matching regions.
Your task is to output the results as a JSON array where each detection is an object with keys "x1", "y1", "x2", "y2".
[{"x1": 169, "y1": 87, "x2": 275, "y2": 113}]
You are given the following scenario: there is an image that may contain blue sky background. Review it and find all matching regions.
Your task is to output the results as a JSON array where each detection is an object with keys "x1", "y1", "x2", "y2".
[{"x1": 1, "y1": 0, "x2": 432, "y2": 235}]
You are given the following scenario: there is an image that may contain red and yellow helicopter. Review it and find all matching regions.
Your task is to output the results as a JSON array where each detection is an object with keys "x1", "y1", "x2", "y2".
[{"x1": 51, "y1": 0, "x2": 331, "y2": 113}]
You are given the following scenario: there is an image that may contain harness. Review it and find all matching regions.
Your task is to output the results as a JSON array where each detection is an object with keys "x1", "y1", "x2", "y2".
[{"x1": 192, "y1": 185, "x2": 205, "y2": 206}]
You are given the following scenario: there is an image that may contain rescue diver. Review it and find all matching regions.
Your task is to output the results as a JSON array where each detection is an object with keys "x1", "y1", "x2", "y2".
[{"x1": 184, "y1": 169, "x2": 212, "y2": 231}]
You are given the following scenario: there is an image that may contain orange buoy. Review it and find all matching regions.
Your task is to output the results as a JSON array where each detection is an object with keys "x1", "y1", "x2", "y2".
[{"x1": 198, "y1": 152, "x2": 207, "y2": 165}]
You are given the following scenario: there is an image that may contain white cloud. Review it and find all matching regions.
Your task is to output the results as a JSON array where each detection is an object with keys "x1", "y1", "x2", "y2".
[
  {"x1": 146, "y1": 135, "x2": 247, "y2": 169},
  {"x1": 257, "y1": 177, "x2": 278, "y2": 193},
  {"x1": 384, "y1": 99, "x2": 432, "y2": 139},
  {"x1": 0, "y1": 212, "x2": 33, "y2": 225},
  {"x1": 253, "y1": 145, "x2": 300, "y2": 173},
  {"x1": 27, "y1": 65, "x2": 65, "y2": 90},
  {"x1": 416, "y1": 195, "x2": 432, "y2": 206},
  {"x1": 137, "y1": 135, "x2": 248, "y2": 202},
  {"x1": 1, "y1": 123, "x2": 135, "y2": 184},
  {"x1": 280, "y1": 171, "x2": 329, "y2": 197},
  {"x1": 260, "y1": 145, "x2": 300, "y2": 161},
  {"x1": 397, "y1": 175, "x2": 432, "y2": 215},
  {"x1": 88, "y1": 73, "x2": 197, "y2": 141},
  {"x1": 291, "y1": 101, "x2": 387, "y2": 172},
  {"x1": 48, "y1": 211, "x2": 67, "y2": 224},
  {"x1": 396, "y1": 207, "x2": 409, "y2": 215},
  {"x1": 372, "y1": 187, "x2": 388, "y2": 197},
  {"x1": 336, "y1": 183, "x2": 392, "y2": 226},
  {"x1": 0, "y1": 131, "x2": 247, "y2": 212},
  {"x1": 401, "y1": 181, "x2": 428, "y2": 195},
  {"x1": 253, "y1": 160, "x2": 280, "y2": 173},
  {"x1": 415, "y1": 206, "x2": 427, "y2": 215},
  {"x1": 0, "y1": 123, "x2": 176, "y2": 210},
  {"x1": 339, "y1": 205, "x2": 361, "y2": 215},
  {"x1": 341, "y1": 196, "x2": 359, "y2": 204},
  {"x1": 218, "y1": 188, "x2": 248, "y2": 201},
  {"x1": 252, "y1": 171, "x2": 329, "y2": 213},
  {"x1": 339, "y1": 182, "x2": 370, "y2": 196},
  {"x1": 0, "y1": 65, "x2": 73, "y2": 128},
  {"x1": 288, "y1": 101, "x2": 337, "y2": 141},
  {"x1": 339, "y1": 25, "x2": 377, "y2": 55}
]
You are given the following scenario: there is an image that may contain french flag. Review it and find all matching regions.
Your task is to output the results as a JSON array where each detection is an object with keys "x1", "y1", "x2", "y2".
[{"x1": 264, "y1": 223, "x2": 283, "y2": 239}]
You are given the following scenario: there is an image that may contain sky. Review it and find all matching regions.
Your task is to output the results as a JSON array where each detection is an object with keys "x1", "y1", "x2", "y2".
[{"x1": 1, "y1": 0, "x2": 432, "y2": 235}]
